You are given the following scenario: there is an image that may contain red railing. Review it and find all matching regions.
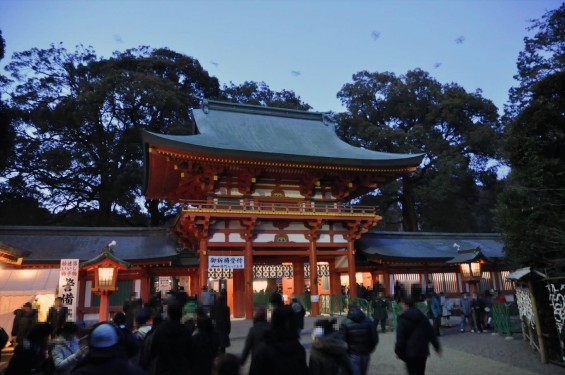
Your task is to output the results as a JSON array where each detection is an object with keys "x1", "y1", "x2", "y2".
[{"x1": 180, "y1": 200, "x2": 376, "y2": 215}]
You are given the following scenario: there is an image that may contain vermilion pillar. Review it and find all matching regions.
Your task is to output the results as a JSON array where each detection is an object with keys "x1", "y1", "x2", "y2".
[
  {"x1": 309, "y1": 241, "x2": 319, "y2": 316},
  {"x1": 329, "y1": 261, "x2": 341, "y2": 296},
  {"x1": 293, "y1": 261, "x2": 305, "y2": 296},
  {"x1": 233, "y1": 269, "x2": 245, "y2": 318},
  {"x1": 140, "y1": 268, "x2": 150, "y2": 302},
  {"x1": 199, "y1": 238, "x2": 208, "y2": 290},
  {"x1": 347, "y1": 241, "x2": 357, "y2": 299},
  {"x1": 99, "y1": 294, "x2": 109, "y2": 322},
  {"x1": 244, "y1": 240, "x2": 254, "y2": 319}
]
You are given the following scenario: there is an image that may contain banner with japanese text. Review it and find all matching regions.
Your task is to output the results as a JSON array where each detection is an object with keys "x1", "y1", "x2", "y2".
[
  {"x1": 208, "y1": 256, "x2": 244, "y2": 269},
  {"x1": 58, "y1": 259, "x2": 79, "y2": 321}
]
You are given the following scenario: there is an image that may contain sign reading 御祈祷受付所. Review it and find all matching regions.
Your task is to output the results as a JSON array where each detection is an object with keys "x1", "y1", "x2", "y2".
[
  {"x1": 208, "y1": 255, "x2": 245, "y2": 269},
  {"x1": 58, "y1": 259, "x2": 79, "y2": 321}
]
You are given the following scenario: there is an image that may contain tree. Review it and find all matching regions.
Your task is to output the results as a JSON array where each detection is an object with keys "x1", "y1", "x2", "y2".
[
  {"x1": 0, "y1": 29, "x2": 13, "y2": 171},
  {"x1": 335, "y1": 69, "x2": 502, "y2": 232},
  {"x1": 220, "y1": 81, "x2": 311, "y2": 110},
  {"x1": 4, "y1": 44, "x2": 220, "y2": 226},
  {"x1": 496, "y1": 4, "x2": 565, "y2": 270},
  {"x1": 507, "y1": 3, "x2": 565, "y2": 116}
]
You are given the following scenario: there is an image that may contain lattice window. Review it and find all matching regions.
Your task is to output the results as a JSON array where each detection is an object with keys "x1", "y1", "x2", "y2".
[
  {"x1": 499, "y1": 271, "x2": 514, "y2": 291},
  {"x1": 431, "y1": 272, "x2": 458, "y2": 294},
  {"x1": 392, "y1": 273, "x2": 421, "y2": 298},
  {"x1": 304, "y1": 263, "x2": 330, "y2": 278},
  {"x1": 208, "y1": 268, "x2": 233, "y2": 279},
  {"x1": 253, "y1": 264, "x2": 293, "y2": 279},
  {"x1": 478, "y1": 272, "x2": 492, "y2": 292}
]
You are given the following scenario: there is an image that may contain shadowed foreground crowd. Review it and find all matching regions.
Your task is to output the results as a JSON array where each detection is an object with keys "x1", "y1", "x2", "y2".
[{"x1": 3, "y1": 291, "x2": 441, "y2": 375}]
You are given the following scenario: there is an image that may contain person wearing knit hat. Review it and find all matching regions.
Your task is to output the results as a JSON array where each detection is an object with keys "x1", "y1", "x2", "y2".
[{"x1": 69, "y1": 323, "x2": 144, "y2": 375}]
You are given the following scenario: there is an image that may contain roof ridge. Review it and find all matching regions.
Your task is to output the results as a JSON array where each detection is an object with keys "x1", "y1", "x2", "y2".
[{"x1": 196, "y1": 97, "x2": 329, "y2": 122}]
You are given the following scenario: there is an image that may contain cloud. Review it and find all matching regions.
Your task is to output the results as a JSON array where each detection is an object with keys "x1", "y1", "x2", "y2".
[{"x1": 291, "y1": 70, "x2": 301, "y2": 77}]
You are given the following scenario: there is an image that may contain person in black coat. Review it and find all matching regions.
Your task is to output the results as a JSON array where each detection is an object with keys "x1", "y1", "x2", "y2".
[
  {"x1": 150, "y1": 300, "x2": 192, "y2": 375},
  {"x1": 213, "y1": 290, "x2": 231, "y2": 353},
  {"x1": 339, "y1": 303, "x2": 378, "y2": 375},
  {"x1": 240, "y1": 307, "x2": 270, "y2": 371},
  {"x1": 309, "y1": 318, "x2": 352, "y2": 375},
  {"x1": 190, "y1": 313, "x2": 220, "y2": 375},
  {"x1": 5, "y1": 322, "x2": 51, "y2": 375},
  {"x1": 395, "y1": 297, "x2": 441, "y2": 375},
  {"x1": 47, "y1": 297, "x2": 69, "y2": 337},
  {"x1": 250, "y1": 305, "x2": 308, "y2": 375},
  {"x1": 12, "y1": 302, "x2": 38, "y2": 344}
]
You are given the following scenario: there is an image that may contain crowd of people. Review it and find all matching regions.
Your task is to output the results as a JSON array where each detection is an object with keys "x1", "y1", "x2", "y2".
[
  {"x1": 3, "y1": 288, "x2": 235, "y2": 375},
  {"x1": 1, "y1": 285, "x2": 508, "y2": 375}
]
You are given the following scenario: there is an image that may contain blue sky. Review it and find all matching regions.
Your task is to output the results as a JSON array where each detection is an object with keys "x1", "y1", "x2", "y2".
[{"x1": 0, "y1": 0, "x2": 561, "y2": 113}]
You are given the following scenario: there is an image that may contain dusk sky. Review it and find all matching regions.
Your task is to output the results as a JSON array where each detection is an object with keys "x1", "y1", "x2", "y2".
[{"x1": 1, "y1": 0, "x2": 561, "y2": 113}]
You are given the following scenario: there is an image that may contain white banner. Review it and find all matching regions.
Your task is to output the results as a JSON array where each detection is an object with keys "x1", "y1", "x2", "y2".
[
  {"x1": 209, "y1": 256, "x2": 245, "y2": 269},
  {"x1": 58, "y1": 259, "x2": 79, "y2": 322},
  {"x1": 158, "y1": 277, "x2": 171, "y2": 293}
]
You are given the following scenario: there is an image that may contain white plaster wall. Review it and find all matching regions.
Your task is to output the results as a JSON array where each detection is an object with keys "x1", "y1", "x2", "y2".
[
  {"x1": 228, "y1": 221, "x2": 244, "y2": 230},
  {"x1": 228, "y1": 234, "x2": 245, "y2": 242},
  {"x1": 288, "y1": 234, "x2": 308, "y2": 242},
  {"x1": 134, "y1": 279, "x2": 141, "y2": 298},
  {"x1": 286, "y1": 222, "x2": 309, "y2": 230},
  {"x1": 84, "y1": 280, "x2": 92, "y2": 307},
  {"x1": 318, "y1": 234, "x2": 331, "y2": 243},
  {"x1": 254, "y1": 233, "x2": 276, "y2": 242},
  {"x1": 208, "y1": 233, "x2": 225, "y2": 242},
  {"x1": 253, "y1": 189, "x2": 269, "y2": 197},
  {"x1": 332, "y1": 222, "x2": 346, "y2": 231},
  {"x1": 333, "y1": 234, "x2": 347, "y2": 243}
]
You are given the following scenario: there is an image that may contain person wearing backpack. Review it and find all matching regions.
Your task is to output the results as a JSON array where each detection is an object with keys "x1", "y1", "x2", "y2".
[{"x1": 51, "y1": 322, "x2": 88, "y2": 375}]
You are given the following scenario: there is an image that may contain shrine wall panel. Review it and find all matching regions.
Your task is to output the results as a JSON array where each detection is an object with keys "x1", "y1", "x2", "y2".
[{"x1": 228, "y1": 234, "x2": 245, "y2": 242}]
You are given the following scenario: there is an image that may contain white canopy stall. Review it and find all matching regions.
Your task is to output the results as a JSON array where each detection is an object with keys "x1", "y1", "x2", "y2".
[{"x1": 0, "y1": 268, "x2": 59, "y2": 335}]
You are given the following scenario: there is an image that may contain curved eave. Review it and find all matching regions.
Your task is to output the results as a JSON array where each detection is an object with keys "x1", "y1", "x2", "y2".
[{"x1": 142, "y1": 130, "x2": 425, "y2": 169}]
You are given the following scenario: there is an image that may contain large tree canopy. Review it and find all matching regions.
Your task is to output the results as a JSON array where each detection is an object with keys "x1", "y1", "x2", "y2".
[
  {"x1": 0, "y1": 29, "x2": 13, "y2": 171},
  {"x1": 496, "y1": 71, "x2": 565, "y2": 270},
  {"x1": 1, "y1": 43, "x2": 313, "y2": 226},
  {"x1": 508, "y1": 3, "x2": 565, "y2": 116},
  {"x1": 496, "y1": 4, "x2": 565, "y2": 271},
  {"x1": 3, "y1": 44, "x2": 220, "y2": 226},
  {"x1": 220, "y1": 81, "x2": 311, "y2": 110},
  {"x1": 336, "y1": 69, "x2": 502, "y2": 232}
]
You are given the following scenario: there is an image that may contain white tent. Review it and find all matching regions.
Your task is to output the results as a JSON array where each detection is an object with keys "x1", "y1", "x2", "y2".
[{"x1": 0, "y1": 268, "x2": 59, "y2": 336}]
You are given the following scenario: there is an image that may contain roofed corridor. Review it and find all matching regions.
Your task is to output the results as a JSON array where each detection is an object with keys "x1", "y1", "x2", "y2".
[{"x1": 180, "y1": 200, "x2": 377, "y2": 216}]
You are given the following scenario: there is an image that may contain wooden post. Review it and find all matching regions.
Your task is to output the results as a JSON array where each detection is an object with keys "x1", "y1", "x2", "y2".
[
  {"x1": 347, "y1": 241, "x2": 357, "y2": 299},
  {"x1": 232, "y1": 269, "x2": 245, "y2": 318},
  {"x1": 529, "y1": 280, "x2": 548, "y2": 363},
  {"x1": 199, "y1": 238, "x2": 208, "y2": 290},
  {"x1": 140, "y1": 268, "x2": 150, "y2": 303},
  {"x1": 329, "y1": 261, "x2": 341, "y2": 296},
  {"x1": 99, "y1": 293, "x2": 109, "y2": 322},
  {"x1": 309, "y1": 241, "x2": 319, "y2": 316},
  {"x1": 244, "y1": 240, "x2": 254, "y2": 319},
  {"x1": 293, "y1": 261, "x2": 305, "y2": 296}
]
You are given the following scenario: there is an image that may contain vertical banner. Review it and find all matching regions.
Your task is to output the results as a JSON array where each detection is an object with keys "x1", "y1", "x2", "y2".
[{"x1": 59, "y1": 259, "x2": 79, "y2": 321}]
